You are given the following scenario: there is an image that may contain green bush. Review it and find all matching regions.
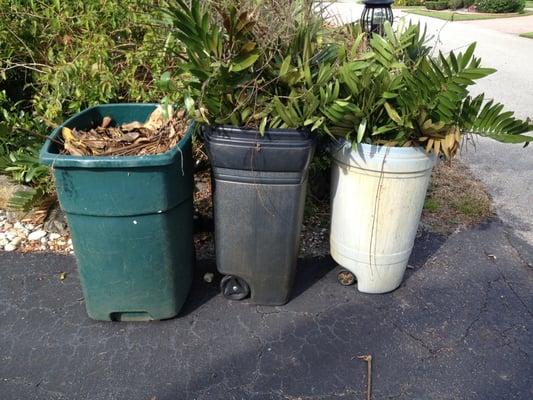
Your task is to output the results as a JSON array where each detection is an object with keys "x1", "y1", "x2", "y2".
[
  {"x1": 475, "y1": 0, "x2": 525, "y2": 12},
  {"x1": 394, "y1": 0, "x2": 426, "y2": 6},
  {"x1": 463, "y1": 0, "x2": 476, "y2": 7},
  {"x1": 0, "y1": 0, "x2": 184, "y2": 208},
  {"x1": 448, "y1": 0, "x2": 464, "y2": 9},
  {"x1": 426, "y1": 1, "x2": 450, "y2": 9},
  {"x1": 166, "y1": 0, "x2": 333, "y2": 130}
]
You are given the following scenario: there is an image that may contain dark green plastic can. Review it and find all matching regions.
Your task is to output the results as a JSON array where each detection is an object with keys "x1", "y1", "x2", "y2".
[{"x1": 40, "y1": 104, "x2": 194, "y2": 321}]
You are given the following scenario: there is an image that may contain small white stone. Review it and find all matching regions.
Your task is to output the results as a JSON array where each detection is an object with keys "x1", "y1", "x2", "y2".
[
  {"x1": 49, "y1": 233, "x2": 61, "y2": 240},
  {"x1": 4, "y1": 243, "x2": 16, "y2": 252},
  {"x1": 10, "y1": 237, "x2": 22, "y2": 246},
  {"x1": 0, "y1": 232, "x2": 5, "y2": 241},
  {"x1": 40, "y1": 237, "x2": 47, "y2": 243},
  {"x1": 13, "y1": 222, "x2": 23, "y2": 230},
  {"x1": 26, "y1": 224, "x2": 35, "y2": 230},
  {"x1": 0, "y1": 239, "x2": 8, "y2": 247},
  {"x1": 5, "y1": 231, "x2": 17, "y2": 241},
  {"x1": 67, "y1": 239, "x2": 72, "y2": 245},
  {"x1": 56, "y1": 240, "x2": 66, "y2": 246},
  {"x1": 203, "y1": 272, "x2": 214, "y2": 283},
  {"x1": 28, "y1": 230, "x2": 47, "y2": 241}
]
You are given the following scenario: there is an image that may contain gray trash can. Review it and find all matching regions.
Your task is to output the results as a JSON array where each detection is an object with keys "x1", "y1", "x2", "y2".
[{"x1": 203, "y1": 126, "x2": 315, "y2": 305}]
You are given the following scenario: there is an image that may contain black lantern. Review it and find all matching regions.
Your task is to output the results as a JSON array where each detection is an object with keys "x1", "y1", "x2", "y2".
[{"x1": 361, "y1": 0, "x2": 394, "y2": 35}]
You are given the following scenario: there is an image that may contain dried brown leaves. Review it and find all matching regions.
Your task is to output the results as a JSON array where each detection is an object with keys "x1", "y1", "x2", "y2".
[{"x1": 61, "y1": 106, "x2": 188, "y2": 157}]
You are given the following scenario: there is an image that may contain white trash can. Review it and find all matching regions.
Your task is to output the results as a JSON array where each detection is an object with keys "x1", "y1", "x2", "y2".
[{"x1": 330, "y1": 140, "x2": 436, "y2": 293}]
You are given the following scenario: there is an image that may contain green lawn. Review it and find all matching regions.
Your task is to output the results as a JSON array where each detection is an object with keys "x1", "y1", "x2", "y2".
[
  {"x1": 520, "y1": 32, "x2": 533, "y2": 38},
  {"x1": 526, "y1": 1, "x2": 533, "y2": 8},
  {"x1": 405, "y1": 8, "x2": 533, "y2": 21}
]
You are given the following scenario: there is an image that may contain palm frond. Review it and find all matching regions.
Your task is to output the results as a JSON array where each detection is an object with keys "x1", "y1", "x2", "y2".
[{"x1": 460, "y1": 94, "x2": 533, "y2": 143}]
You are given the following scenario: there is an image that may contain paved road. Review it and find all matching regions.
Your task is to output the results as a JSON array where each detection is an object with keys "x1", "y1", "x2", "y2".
[
  {"x1": 459, "y1": 14, "x2": 533, "y2": 34},
  {"x1": 0, "y1": 223, "x2": 532, "y2": 399},
  {"x1": 402, "y1": 12, "x2": 533, "y2": 246},
  {"x1": 328, "y1": 4, "x2": 533, "y2": 245}
]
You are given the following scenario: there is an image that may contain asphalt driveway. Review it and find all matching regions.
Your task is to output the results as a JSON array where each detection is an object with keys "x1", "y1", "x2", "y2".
[{"x1": 1, "y1": 222, "x2": 531, "y2": 399}]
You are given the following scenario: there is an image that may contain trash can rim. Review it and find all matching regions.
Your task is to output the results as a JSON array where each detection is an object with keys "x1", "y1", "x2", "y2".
[{"x1": 39, "y1": 103, "x2": 194, "y2": 169}]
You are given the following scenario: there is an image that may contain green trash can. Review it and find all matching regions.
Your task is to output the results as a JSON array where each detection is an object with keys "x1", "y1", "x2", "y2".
[{"x1": 40, "y1": 104, "x2": 194, "y2": 321}]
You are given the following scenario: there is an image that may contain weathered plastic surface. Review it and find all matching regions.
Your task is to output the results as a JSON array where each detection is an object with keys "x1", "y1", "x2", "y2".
[
  {"x1": 40, "y1": 104, "x2": 194, "y2": 321},
  {"x1": 330, "y1": 140, "x2": 436, "y2": 293},
  {"x1": 204, "y1": 126, "x2": 315, "y2": 305}
]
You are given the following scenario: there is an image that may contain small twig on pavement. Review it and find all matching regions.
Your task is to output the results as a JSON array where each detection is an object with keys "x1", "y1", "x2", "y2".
[{"x1": 354, "y1": 354, "x2": 372, "y2": 400}]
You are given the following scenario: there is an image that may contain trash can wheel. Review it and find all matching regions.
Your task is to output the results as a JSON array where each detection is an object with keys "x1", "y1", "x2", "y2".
[
  {"x1": 220, "y1": 275, "x2": 250, "y2": 300},
  {"x1": 337, "y1": 269, "x2": 356, "y2": 286}
]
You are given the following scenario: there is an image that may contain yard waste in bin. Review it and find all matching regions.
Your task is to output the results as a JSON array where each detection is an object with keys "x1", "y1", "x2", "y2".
[
  {"x1": 40, "y1": 104, "x2": 194, "y2": 321},
  {"x1": 203, "y1": 126, "x2": 315, "y2": 305}
]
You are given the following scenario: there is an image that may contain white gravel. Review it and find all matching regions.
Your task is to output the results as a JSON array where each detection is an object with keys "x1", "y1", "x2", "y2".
[
  {"x1": 0, "y1": 209, "x2": 73, "y2": 253},
  {"x1": 28, "y1": 230, "x2": 47, "y2": 241}
]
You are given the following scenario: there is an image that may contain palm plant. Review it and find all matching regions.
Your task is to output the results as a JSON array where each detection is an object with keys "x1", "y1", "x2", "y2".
[
  {"x1": 164, "y1": 0, "x2": 338, "y2": 132},
  {"x1": 316, "y1": 22, "x2": 532, "y2": 158}
]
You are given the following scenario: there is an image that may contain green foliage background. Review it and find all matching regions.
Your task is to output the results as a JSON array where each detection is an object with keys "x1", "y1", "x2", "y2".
[
  {"x1": 425, "y1": 1, "x2": 450, "y2": 10},
  {"x1": 0, "y1": 0, "x2": 183, "y2": 206},
  {"x1": 394, "y1": 0, "x2": 426, "y2": 6},
  {"x1": 448, "y1": 0, "x2": 464, "y2": 10},
  {"x1": 475, "y1": 0, "x2": 525, "y2": 12}
]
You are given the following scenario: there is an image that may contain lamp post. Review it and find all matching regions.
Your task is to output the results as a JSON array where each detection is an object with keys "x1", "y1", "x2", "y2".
[{"x1": 360, "y1": 0, "x2": 394, "y2": 35}]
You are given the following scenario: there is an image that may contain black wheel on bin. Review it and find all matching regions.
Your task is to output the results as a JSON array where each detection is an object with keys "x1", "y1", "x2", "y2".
[
  {"x1": 220, "y1": 275, "x2": 250, "y2": 300},
  {"x1": 337, "y1": 269, "x2": 356, "y2": 286}
]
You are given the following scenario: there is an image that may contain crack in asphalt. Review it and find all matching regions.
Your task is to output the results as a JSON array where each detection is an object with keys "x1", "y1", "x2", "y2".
[
  {"x1": 504, "y1": 230, "x2": 532, "y2": 269},
  {"x1": 459, "y1": 277, "x2": 494, "y2": 344},
  {"x1": 498, "y1": 269, "x2": 533, "y2": 319},
  {"x1": 391, "y1": 321, "x2": 443, "y2": 357}
]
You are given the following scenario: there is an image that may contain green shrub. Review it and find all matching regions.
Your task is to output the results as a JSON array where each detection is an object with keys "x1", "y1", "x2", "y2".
[
  {"x1": 0, "y1": 0, "x2": 184, "y2": 208},
  {"x1": 394, "y1": 0, "x2": 426, "y2": 6},
  {"x1": 319, "y1": 23, "x2": 532, "y2": 158},
  {"x1": 463, "y1": 0, "x2": 476, "y2": 7},
  {"x1": 1, "y1": 0, "x2": 182, "y2": 126},
  {"x1": 426, "y1": 1, "x2": 450, "y2": 9},
  {"x1": 448, "y1": 0, "x2": 464, "y2": 9},
  {"x1": 166, "y1": 0, "x2": 333, "y2": 130},
  {"x1": 475, "y1": 0, "x2": 525, "y2": 12}
]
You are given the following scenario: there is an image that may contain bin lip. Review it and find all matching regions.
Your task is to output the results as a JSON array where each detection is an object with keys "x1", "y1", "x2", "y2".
[
  {"x1": 39, "y1": 104, "x2": 194, "y2": 169},
  {"x1": 201, "y1": 124, "x2": 315, "y2": 147}
]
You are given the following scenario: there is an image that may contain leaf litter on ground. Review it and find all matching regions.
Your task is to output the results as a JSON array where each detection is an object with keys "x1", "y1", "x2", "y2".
[{"x1": 61, "y1": 105, "x2": 188, "y2": 157}]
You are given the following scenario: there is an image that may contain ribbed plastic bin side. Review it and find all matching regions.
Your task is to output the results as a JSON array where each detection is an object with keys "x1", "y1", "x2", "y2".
[
  {"x1": 203, "y1": 126, "x2": 315, "y2": 305},
  {"x1": 40, "y1": 104, "x2": 194, "y2": 321}
]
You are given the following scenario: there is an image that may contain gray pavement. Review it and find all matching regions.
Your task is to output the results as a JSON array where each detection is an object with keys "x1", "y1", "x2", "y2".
[
  {"x1": 1, "y1": 222, "x2": 532, "y2": 399},
  {"x1": 412, "y1": 18, "x2": 533, "y2": 246},
  {"x1": 459, "y1": 14, "x2": 533, "y2": 34},
  {"x1": 401, "y1": 11, "x2": 533, "y2": 246}
]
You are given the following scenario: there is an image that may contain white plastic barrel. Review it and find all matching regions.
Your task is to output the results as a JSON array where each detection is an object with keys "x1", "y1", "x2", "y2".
[{"x1": 330, "y1": 140, "x2": 436, "y2": 293}]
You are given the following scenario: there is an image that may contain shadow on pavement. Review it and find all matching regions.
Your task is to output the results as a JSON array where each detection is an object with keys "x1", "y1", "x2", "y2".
[
  {"x1": 1, "y1": 221, "x2": 530, "y2": 399},
  {"x1": 181, "y1": 255, "x2": 337, "y2": 317},
  {"x1": 155, "y1": 224, "x2": 532, "y2": 400}
]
